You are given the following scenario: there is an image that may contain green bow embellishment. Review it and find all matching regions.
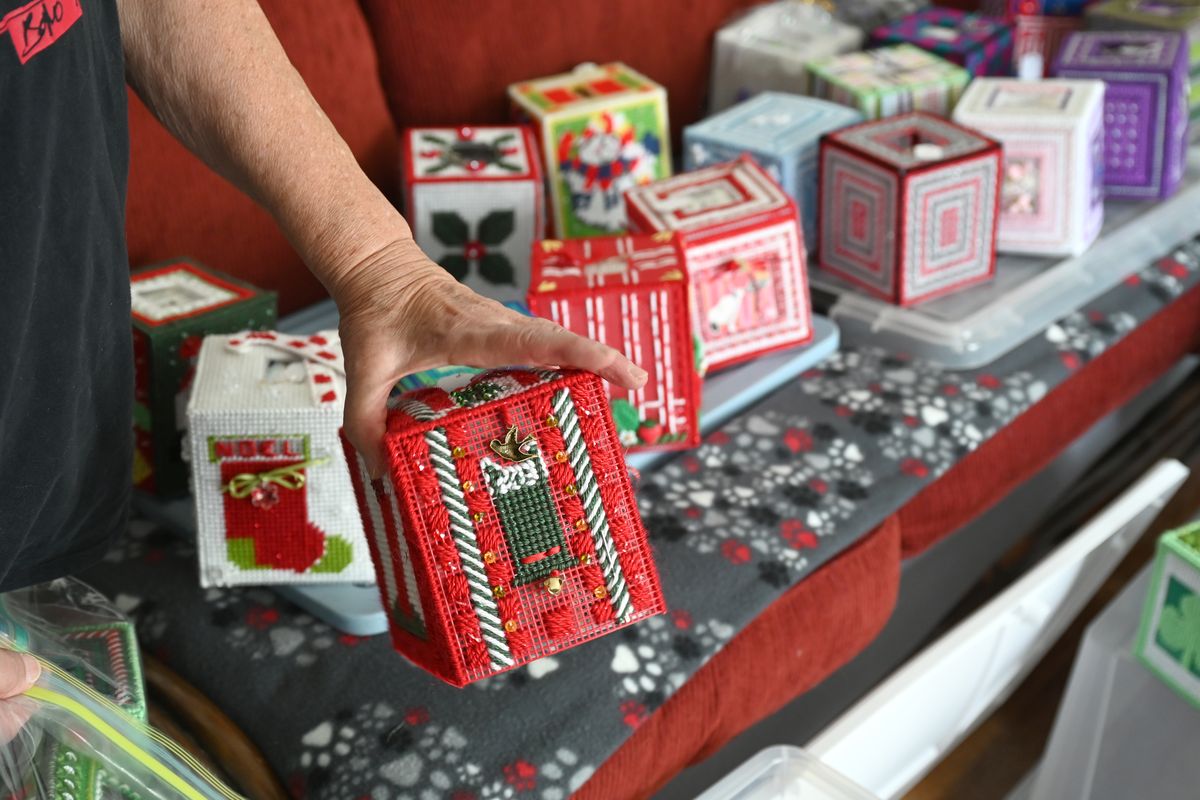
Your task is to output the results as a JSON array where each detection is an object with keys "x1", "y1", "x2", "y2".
[{"x1": 221, "y1": 458, "x2": 329, "y2": 500}]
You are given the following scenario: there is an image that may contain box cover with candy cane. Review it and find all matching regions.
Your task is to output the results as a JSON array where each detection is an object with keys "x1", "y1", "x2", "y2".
[
  {"x1": 624, "y1": 156, "x2": 813, "y2": 372},
  {"x1": 343, "y1": 368, "x2": 665, "y2": 687},
  {"x1": 403, "y1": 125, "x2": 543, "y2": 303},
  {"x1": 807, "y1": 44, "x2": 971, "y2": 120},
  {"x1": 1053, "y1": 31, "x2": 1190, "y2": 199},
  {"x1": 527, "y1": 235, "x2": 701, "y2": 452},
  {"x1": 186, "y1": 331, "x2": 373, "y2": 587},
  {"x1": 818, "y1": 112, "x2": 1002, "y2": 305},
  {"x1": 508, "y1": 62, "x2": 671, "y2": 239},
  {"x1": 131, "y1": 260, "x2": 277, "y2": 497},
  {"x1": 954, "y1": 77, "x2": 1105, "y2": 256},
  {"x1": 871, "y1": 8, "x2": 1015, "y2": 76}
]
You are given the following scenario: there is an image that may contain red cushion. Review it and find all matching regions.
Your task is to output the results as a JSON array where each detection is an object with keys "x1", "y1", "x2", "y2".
[
  {"x1": 898, "y1": 281, "x2": 1200, "y2": 557},
  {"x1": 577, "y1": 517, "x2": 902, "y2": 800},
  {"x1": 124, "y1": 0, "x2": 397, "y2": 314},
  {"x1": 357, "y1": 0, "x2": 761, "y2": 133}
]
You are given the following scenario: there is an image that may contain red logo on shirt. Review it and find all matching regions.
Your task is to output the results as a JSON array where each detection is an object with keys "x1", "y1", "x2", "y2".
[{"x1": 0, "y1": 0, "x2": 81, "y2": 65}]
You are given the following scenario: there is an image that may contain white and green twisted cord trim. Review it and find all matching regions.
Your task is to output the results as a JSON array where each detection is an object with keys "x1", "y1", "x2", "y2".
[
  {"x1": 551, "y1": 388, "x2": 633, "y2": 622},
  {"x1": 425, "y1": 427, "x2": 514, "y2": 670}
]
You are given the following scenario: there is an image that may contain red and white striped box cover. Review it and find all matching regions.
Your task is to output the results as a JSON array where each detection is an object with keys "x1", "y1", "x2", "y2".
[
  {"x1": 528, "y1": 234, "x2": 701, "y2": 453},
  {"x1": 343, "y1": 368, "x2": 666, "y2": 687},
  {"x1": 623, "y1": 156, "x2": 813, "y2": 373}
]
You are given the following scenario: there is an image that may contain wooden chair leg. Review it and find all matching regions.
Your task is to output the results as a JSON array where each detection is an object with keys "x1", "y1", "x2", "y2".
[{"x1": 142, "y1": 653, "x2": 290, "y2": 800}]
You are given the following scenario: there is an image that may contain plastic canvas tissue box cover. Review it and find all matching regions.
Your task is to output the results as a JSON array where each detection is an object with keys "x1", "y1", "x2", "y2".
[
  {"x1": 187, "y1": 331, "x2": 374, "y2": 588},
  {"x1": 343, "y1": 368, "x2": 666, "y2": 687}
]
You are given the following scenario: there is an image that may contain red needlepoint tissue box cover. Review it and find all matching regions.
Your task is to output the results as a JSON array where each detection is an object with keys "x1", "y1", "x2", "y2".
[
  {"x1": 343, "y1": 368, "x2": 666, "y2": 687},
  {"x1": 818, "y1": 112, "x2": 1002, "y2": 305},
  {"x1": 527, "y1": 235, "x2": 701, "y2": 453},
  {"x1": 186, "y1": 331, "x2": 374, "y2": 588},
  {"x1": 624, "y1": 156, "x2": 813, "y2": 372},
  {"x1": 402, "y1": 125, "x2": 544, "y2": 303}
]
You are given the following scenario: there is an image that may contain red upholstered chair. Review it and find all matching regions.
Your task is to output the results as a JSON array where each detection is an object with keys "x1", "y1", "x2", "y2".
[{"x1": 123, "y1": 0, "x2": 398, "y2": 314}]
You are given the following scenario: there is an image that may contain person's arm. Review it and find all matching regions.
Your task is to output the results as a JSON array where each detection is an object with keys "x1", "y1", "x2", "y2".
[{"x1": 115, "y1": 0, "x2": 647, "y2": 474}]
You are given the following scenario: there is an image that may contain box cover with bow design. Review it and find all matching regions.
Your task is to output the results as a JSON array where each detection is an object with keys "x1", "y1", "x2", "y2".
[
  {"x1": 186, "y1": 331, "x2": 373, "y2": 587},
  {"x1": 343, "y1": 368, "x2": 665, "y2": 687}
]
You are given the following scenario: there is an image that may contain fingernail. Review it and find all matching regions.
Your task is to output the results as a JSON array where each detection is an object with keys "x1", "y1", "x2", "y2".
[
  {"x1": 20, "y1": 654, "x2": 40, "y2": 687},
  {"x1": 631, "y1": 365, "x2": 648, "y2": 386}
]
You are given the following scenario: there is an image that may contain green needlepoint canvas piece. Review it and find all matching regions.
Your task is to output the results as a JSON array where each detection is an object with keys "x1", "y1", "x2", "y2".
[{"x1": 1135, "y1": 521, "x2": 1200, "y2": 709}]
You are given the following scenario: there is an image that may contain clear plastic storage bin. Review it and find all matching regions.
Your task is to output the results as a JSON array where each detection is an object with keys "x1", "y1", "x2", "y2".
[
  {"x1": 697, "y1": 746, "x2": 879, "y2": 800},
  {"x1": 1029, "y1": 567, "x2": 1200, "y2": 800},
  {"x1": 813, "y1": 148, "x2": 1200, "y2": 370}
]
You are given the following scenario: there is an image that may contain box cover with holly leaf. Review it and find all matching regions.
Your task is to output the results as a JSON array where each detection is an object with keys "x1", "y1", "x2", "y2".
[
  {"x1": 343, "y1": 368, "x2": 665, "y2": 687},
  {"x1": 403, "y1": 125, "x2": 543, "y2": 303},
  {"x1": 528, "y1": 234, "x2": 702, "y2": 452},
  {"x1": 131, "y1": 260, "x2": 277, "y2": 497}
]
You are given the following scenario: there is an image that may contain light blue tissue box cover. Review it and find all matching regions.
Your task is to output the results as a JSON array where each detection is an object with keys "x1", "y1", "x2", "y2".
[{"x1": 684, "y1": 92, "x2": 863, "y2": 248}]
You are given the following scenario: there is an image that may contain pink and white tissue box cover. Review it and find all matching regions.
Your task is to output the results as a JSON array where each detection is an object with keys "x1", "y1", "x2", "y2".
[{"x1": 953, "y1": 77, "x2": 1105, "y2": 256}]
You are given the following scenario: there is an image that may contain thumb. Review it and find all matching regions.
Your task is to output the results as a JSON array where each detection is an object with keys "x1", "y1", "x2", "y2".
[
  {"x1": 342, "y1": 369, "x2": 395, "y2": 481},
  {"x1": 0, "y1": 651, "x2": 40, "y2": 699}
]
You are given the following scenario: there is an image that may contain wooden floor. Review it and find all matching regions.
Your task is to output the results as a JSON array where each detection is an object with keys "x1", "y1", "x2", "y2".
[{"x1": 906, "y1": 368, "x2": 1200, "y2": 800}]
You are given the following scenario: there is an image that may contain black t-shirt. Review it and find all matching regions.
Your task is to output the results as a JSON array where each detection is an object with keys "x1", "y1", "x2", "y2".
[{"x1": 0, "y1": 0, "x2": 131, "y2": 591}]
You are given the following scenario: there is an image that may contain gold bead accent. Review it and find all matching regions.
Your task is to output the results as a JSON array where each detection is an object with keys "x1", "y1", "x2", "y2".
[
  {"x1": 575, "y1": 519, "x2": 588, "y2": 531},
  {"x1": 462, "y1": 480, "x2": 474, "y2": 492},
  {"x1": 543, "y1": 576, "x2": 564, "y2": 596},
  {"x1": 555, "y1": 451, "x2": 568, "y2": 463},
  {"x1": 579, "y1": 553, "x2": 592, "y2": 565},
  {"x1": 483, "y1": 551, "x2": 497, "y2": 564},
  {"x1": 546, "y1": 414, "x2": 559, "y2": 428},
  {"x1": 472, "y1": 512, "x2": 485, "y2": 523},
  {"x1": 492, "y1": 585, "x2": 506, "y2": 599},
  {"x1": 593, "y1": 586, "x2": 607, "y2": 599},
  {"x1": 504, "y1": 620, "x2": 518, "y2": 633},
  {"x1": 565, "y1": 484, "x2": 577, "y2": 496},
  {"x1": 452, "y1": 446, "x2": 466, "y2": 459}
]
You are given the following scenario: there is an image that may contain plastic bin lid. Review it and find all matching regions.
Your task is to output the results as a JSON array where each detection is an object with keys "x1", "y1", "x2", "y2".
[{"x1": 696, "y1": 746, "x2": 879, "y2": 800}]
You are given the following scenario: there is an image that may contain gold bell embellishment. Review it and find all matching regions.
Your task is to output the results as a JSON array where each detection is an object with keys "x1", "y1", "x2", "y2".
[{"x1": 544, "y1": 574, "x2": 565, "y2": 596}]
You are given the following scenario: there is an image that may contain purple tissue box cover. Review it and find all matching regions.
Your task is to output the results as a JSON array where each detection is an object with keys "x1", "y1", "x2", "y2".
[{"x1": 1053, "y1": 30, "x2": 1189, "y2": 198}]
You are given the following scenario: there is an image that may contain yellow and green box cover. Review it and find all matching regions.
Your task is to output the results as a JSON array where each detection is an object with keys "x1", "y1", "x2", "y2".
[
  {"x1": 508, "y1": 62, "x2": 671, "y2": 238},
  {"x1": 1136, "y1": 521, "x2": 1200, "y2": 709},
  {"x1": 807, "y1": 44, "x2": 971, "y2": 120},
  {"x1": 131, "y1": 260, "x2": 277, "y2": 497}
]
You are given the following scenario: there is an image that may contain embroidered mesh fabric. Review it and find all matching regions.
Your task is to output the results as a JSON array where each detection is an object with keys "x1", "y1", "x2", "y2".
[{"x1": 367, "y1": 370, "x2": 665, "y2": 686}]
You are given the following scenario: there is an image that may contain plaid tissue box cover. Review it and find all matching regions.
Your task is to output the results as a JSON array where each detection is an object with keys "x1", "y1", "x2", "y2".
[
  {"x1": 871, "y1": 8, "x2": 1015, "y2": 76},
  {"x1": 344, "y1": 368, "x2": 665, "y2": 687}
]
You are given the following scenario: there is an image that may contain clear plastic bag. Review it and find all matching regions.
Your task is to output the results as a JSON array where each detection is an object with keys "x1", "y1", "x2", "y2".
[{"x1": 0, "y1": 577, "x2": 242, "y2": 799}]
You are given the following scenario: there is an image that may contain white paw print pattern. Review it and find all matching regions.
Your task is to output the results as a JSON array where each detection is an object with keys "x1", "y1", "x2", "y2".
[
  {"x1": 639, "y1": 411, "x2": 873, "y2": 580},
  {"x1": 203, "y1": 587, "x2": 343, "y2": 667},
  {"x1": 295, "y1": 702, "x2": 593, "y2": 800},
  {"x1": 609, "y1": 612, "x2": 735, "y2": 723},
  {"x1": 1046, "y1": 310, "x2": 1137, "y2": 368},
  {"x1": 800, "y1": 348, "x2": 1042, "y2": 478}
]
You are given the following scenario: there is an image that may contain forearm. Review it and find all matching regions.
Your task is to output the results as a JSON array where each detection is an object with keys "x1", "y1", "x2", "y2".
[{"x1": 116, "y1": 0, "x2": 407, "y2": 295}]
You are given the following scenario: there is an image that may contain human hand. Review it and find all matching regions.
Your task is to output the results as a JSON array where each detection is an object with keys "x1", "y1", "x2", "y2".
[
  {"x1": 331, "y1": 239, "x2": 648, "y2": 477},
  {"x1": 0, "y1": 650, "x2": 40, "y2": 744}
]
